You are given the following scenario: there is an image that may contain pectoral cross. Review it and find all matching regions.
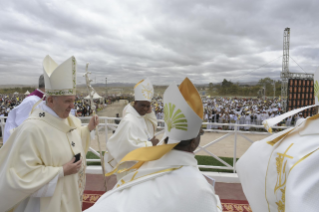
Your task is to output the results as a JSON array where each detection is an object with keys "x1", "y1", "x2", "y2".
[{"x1": 71, "y1": 141, "x2": 75, "y2": 147}]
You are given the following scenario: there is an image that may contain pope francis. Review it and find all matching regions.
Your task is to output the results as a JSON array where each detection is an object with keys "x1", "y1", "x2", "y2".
[
  {"x1": 237, "y1": 70, "x2": 319, "y2": 212},
  {"x1": 104, "y1": 78, "x2": 158, "y2": 182},
  {"x1": 86, "y1": 78, "x2": 222, "y2": 212},
  {"x1": 0, "y1": 55, "x2": 98, "y2": 212}
]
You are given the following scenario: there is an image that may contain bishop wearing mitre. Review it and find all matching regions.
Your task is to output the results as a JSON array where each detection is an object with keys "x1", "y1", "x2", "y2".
[
  {"x1": 86, "y1": 78, "x2": 222, "y2": 212},
  {"x1": 104, "y1": 78, "x2": 158, "y2": 182},
  {"x1": 237, "y1": 70, "x2": 319, "y2": 212},
  {"x1": 0, "y1": 55, "x2": 98, "y2": 212}
]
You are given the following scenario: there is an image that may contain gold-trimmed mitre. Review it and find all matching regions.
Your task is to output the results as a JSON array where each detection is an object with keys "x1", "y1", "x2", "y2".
[
  {"x1": 134, "y1": 78, "x2": 154, "y2": 102},
  {"x1": 164, "y1": 77, "x2": 203, "y2": 143},
  {"x1": 43, "y1": 55, "x2": 76, "y2": 96}
]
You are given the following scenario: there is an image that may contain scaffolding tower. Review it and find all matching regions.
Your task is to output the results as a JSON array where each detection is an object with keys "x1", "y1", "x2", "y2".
[
  {"x1": 280, "y1": 28, "x2": 290, "y2": 112},
  {"x1": 280, "y1": 28, "x2": 314, "y2": 112}
]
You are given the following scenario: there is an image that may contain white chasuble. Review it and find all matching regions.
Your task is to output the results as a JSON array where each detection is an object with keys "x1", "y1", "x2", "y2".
[
  {"x1": 87, "y1": 150, "x2": 221, "y2": 212},
  {"x1": 105, "y1": 104, "x2": 157, "y2": 174},
  {"x1": 0, "y1": 109, "x2": 90, "y2": 212},
  {"x1": 237, "y1": 114, "x2": 319, "y2": 212}
]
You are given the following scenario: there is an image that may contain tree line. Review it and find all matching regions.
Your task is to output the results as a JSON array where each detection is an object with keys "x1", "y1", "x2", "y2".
[
  {"x1": 207, "y1": 77, "x2": 282, "y2": 97},
  {"x1": 0, "y1": 87, "x2": 36, "y2": 95}
]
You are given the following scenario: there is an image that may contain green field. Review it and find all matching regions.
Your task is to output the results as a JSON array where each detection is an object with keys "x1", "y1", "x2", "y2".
[{"x1": 86, "y1": 151, "x2": 237, "y2": 173}]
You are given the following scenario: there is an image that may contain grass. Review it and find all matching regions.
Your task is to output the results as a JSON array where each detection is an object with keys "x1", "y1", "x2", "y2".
[
  {"x1": 86, "y1": 151, "x2": 106, "y2": 166},
  {"x1": 86, "y1": 151, "x2": 238, "y2": 173},
  {"x1": 195, "y1": 155, "x2": 238, "y2": 173}
]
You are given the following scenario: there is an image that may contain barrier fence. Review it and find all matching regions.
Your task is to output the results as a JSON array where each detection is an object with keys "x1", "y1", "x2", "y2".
[{"x1": 0, "y1": 116, "x2": 287, "y2": 176}]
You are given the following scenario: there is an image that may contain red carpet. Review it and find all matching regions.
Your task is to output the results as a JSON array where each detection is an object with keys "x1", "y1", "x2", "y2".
[{"x1": 82, "y1": 191, "x2": 251, "y2": 212}]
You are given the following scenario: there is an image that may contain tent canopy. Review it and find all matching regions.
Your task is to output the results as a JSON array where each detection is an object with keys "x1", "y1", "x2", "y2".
[
  {"x1": 84, "y1": 92, "x2": 103, "y2": 100},
  {"x1": 13, "y1": 91, "x2": 19, "y2": 95},
  {"x1": 25, "y1": 90, "x2": 30, "y2": 95}
]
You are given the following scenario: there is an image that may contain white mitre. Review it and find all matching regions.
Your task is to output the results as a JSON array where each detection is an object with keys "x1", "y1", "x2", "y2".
[
  {"x1": 134, "y1": 78, "x2": 154, "y2": 102},
  {"x1": 43, "y1": 55, "x2": 77, "y2": 96},
  {"x1": 164, "y1": 77, "x2": 203, "y2": 144}
]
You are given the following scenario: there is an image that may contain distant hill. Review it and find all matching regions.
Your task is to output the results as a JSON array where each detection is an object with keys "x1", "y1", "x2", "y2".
[
  {"x1": 77, "y1": 82, "x2": 135, "y2": 87},
  {"x1": 1, "y1": 81, "x2": 259, "y2": 89}
]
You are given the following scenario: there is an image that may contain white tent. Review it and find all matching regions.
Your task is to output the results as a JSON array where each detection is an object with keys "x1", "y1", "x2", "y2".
[
  {"x1": 84, "y1": 92, "x2": 103, "y2": 100},
  {"x1": 13, "y1": 91, "x2": 19, "y2": 95},
  {"x1": 25, "y1": 90, "x2": 30, "y2": 95}
]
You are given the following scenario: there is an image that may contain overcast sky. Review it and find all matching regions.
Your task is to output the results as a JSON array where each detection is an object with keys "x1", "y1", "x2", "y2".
[{"x1": 1, "y1": 0, "x2": 319, "y2": 86}]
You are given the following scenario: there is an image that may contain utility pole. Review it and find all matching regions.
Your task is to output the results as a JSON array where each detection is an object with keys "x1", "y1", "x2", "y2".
[
  {"x1": 105, "y1": 77, "x2": 108, "y2": 96},
  {"x1": 273, "y1": 80, "x2": 276, "y2": 99}
]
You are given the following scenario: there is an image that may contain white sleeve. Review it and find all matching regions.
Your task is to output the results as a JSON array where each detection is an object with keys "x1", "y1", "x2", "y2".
[
  {"x1": 15, "y1": 99, "x2": 36, "y2": 126},
  {"x1": 30, "y1": 167, "x2": 64, "y2": 198}
]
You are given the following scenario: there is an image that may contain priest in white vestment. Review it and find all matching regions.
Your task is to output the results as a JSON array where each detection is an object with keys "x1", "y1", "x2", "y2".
[
  {"x1": 0, "y1": 55, "x2": 98, "y2": 212},
  {"x1": 104, "y1": 78, "x2": 158, "y2": 181},
  {"x1": 3, "y1": 75, "x2": 45, "y2": 144},
  {"x1": 237, "y1": 70, "x2": 319, "y2": 212},
  {"x1": 87, "y1": 77, "x2": 222, "y2": 212}
]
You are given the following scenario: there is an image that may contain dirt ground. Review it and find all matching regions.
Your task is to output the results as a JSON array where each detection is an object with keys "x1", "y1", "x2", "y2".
[{"x1": 0, "y1": 100, "x2": 269, "y2": 157}]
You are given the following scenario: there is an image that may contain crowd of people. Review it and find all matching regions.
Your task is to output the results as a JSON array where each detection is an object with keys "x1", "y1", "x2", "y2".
[
  {"x1": 201, "y1": 97, "x2": 305, "y2": 131},
  {"x1": 0, "y1": 93, "x2": 308, "y2": 134},
  {"x1": 1, "y1": 93, "x2": 307, "y2": 132},
  {"x1": 150, "y1": 96, "x2": 305, "y2": 131},
  {"x1": 0, "y1": 94, "x2": 129, "y2": 118}
]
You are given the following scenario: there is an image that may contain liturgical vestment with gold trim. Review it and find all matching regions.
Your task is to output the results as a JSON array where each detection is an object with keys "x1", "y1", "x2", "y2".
[
  {"x1": 237, "y1": 114, "x2": 319, "y2": 212},
  {"x1": 0, "y1": 108, "x2": 90, "y2": 212}
]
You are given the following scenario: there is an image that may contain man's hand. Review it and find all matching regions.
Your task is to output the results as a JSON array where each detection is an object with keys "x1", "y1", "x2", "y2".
[
  {"x1": 63, "y1": 157, "x2": 82, "y2": 176},
  {"x1": 150, "y1": 137, "x2": 159, "y2": 146},
  {"x1": 88, "y1": 115, "x2": 99, "y2": 131}
]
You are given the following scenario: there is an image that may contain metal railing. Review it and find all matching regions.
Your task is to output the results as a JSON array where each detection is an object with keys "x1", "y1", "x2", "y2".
[
  {"x1": 196, "y1": 122, "x2": 287, "y2": 173},
  {"x1": 81, "y1": 119, "x2": 288, "y2": 173},
  {"x1": 0, "y1": 116, "x2": 288, "y2": 174}
]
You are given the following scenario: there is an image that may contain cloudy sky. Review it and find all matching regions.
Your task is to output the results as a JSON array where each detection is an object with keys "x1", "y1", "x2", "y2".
[{"x1": 1, "y1": 0, "x2": 319, "y2": 86}]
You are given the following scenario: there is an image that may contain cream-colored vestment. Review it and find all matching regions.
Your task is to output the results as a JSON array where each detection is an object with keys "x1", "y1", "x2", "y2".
[{"x1": 0, "y1": 107, "x2": 90, "y2": 212}]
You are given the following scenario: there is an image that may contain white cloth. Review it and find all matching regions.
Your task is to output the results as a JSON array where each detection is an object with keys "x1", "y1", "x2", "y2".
[
  {"x1": 87, "y1": 150, "x2": 221, "y2": 212},
  {"x1": 105, "y1": 104, "x2": 156, "y2": 177},
  {"x1": 237, "y1": 114, "x2": 319, "y2": 212},
  {"x1": 3, "y1": 93, "x2": 43, "y2": 143}
]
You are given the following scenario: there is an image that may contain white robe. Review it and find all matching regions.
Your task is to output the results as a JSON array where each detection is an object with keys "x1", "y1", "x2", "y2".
[
  {"x1": 237, "y1": 114, "x2": 319, "y2": 212},
  {"x1": 3, "y1": 94, "x2": 42, "y2": 144},
  {"x1": 86, "y1": 150, "x2": 222, "y2": 212},
  {"x1": 104, "y1": 104, "x2": 157, "y2": 177}
]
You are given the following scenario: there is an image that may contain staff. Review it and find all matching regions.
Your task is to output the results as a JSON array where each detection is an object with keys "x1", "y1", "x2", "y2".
[{"x1": 84, "y1": 63, "x2": 107, "y2": 191}]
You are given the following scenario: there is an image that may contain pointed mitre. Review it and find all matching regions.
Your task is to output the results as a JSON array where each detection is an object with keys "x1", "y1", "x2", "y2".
[
  {"x1": 134, "y1": 78, "x2": 154, "y2": 102},
  {"x1": 164, "y1": 77, "x2": 203, "y2": 143},
  {"x1": 43, "y1": 55, "x2": 77, "y2": 96}
]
